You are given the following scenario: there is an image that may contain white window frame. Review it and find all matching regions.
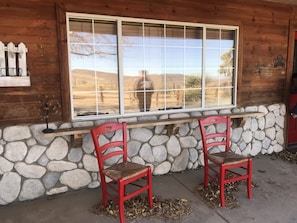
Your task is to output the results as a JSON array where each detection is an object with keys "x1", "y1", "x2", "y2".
[{"x1": 66, "y1": 12, "x2": 239, "y2": 121}]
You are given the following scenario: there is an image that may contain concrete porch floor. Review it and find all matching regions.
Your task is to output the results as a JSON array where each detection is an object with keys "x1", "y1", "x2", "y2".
[{"x1": 1, "y1": 154, "x2": 297, "y2": 223}]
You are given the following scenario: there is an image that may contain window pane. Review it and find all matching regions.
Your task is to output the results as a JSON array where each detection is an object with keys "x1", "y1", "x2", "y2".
[
  {"x1": 73, "y1": 92, "x2": 96, "y2": 116},
  {"x1": 122, "y1": 45, "x2": 144, "y2": 75},
  {"x1": 219, "y1": 49, "x2": 234, "y2": 77},
  {"x1": 95, "y1": 45, "x2": 118, "y2": 73},
  {"x1": 128, "y1": 70, "x2": 155, "y2": 112},
  {"x1": 72, "y1": 69, "x2": 96, "y2": 91},
  {"x1": 125, "y1": 72, "x2": 170, "y2": 112},
  {"x1": 205, "y1": 49, "x2": 220, "y2": 67},
  {"x1": 69, "y1": 19, "x2": 93, "y2": 44},
  {"x1": 205, "y1": 88, "x2": 218, "y2": 107},
  {"x1": 205, "y1": 69, "x2": 219, "y2": 88},
  {"x1": 185, "y1": 27, "x2": 203, "y2": 47},
  {"x1": 221, "y1": 30, "x2": 235, "y2": 48},
  {"x1": 158, "y1": 63, "x2": 185, "y2": 111},
  {"x1": 69, "y1": 42, "x2": 95, "y2": 61},
  {"x1": 206, "y1": 29, "x2": 220, "y2": 48},
  {"x1": 166, "y1": 47, "x2": 184, "y2": 68},
  {"x1": 184, "y1": 67, "x2": 202, "y2": 79},
  {"x1": 166, "y1": 89, "x2": 182, "y2": 109},
  {"x1": 123, "y1": 23, "x2": 164, "y2": 113},
  {"x1": 144, "y1": 23, "x2": 164, "y2": 45},
  {"x1": 154, "y1": 91, "x2": 166, "y2": 111},
  {"x1": 96, "y1": 91, "x2": 120, "y2": 114},
  {"x1": 220, "y1": 74, "x2": 233, "y2": 87},
  {"x1": 185, "y1": 89, "x2": 202, "y2": 108},
  {"x1": 166, "y1": 72, "x2": 184, "y2": 93},
  {"x1": 69, "y1": 17, "x2": 119, "y2": 117},
  {"x1": 166, "y1": 25, "x2": 184, "y2": 46},
  {"x1": 96, "y1": 71, "x2": 118, "y2": 92},
  {"x1": 185, "y1": 74, "x2": 202, "y2": 88},
  {"x1": 122, "y1": 22, "x2": 145, "y2": 76},
  {"x1": 123, "y1": 75, "x2": 137, "y2": 113},
  {"x1": 219, "y1": 87, "x2": 233, "y2": 106},
  {"x1": 185, "y1": 48, "x2": 202, "y2": 68},
  {"x1": 185, "y1": 74, "x2": 202, "y2": 109},
  {"x1": 122, "y1": 22, "x2": 143, "y2": 45},
  {"x1": 145, "y1": 46, "x2": 164, "y2": 75},
  {"x1": 94, "y1": 20, "x2": 117, "y2": 44}
]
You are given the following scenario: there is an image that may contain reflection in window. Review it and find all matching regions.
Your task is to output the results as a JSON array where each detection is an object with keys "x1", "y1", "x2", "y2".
[
  {"x1": 68, "y1": 18, "x2": 119, "y2": 117},
  {"x1": 67, "y1": 13, "x2": 238, "y2": 120},
  {"x1": 205, "y1": 28, "x2": 236, "y2": 108}
]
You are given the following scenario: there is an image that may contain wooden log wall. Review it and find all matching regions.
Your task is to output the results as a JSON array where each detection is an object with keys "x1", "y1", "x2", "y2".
[{"x1": 0, "y1": 0, "x2": 296, "y2": 125}]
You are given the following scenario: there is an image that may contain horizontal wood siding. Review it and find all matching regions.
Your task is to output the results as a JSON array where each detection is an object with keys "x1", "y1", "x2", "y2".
[
  {"x1": 0, "y1": 1, "x2": 60, "y2": 125},
  {"x1": 0, "y1": 0, "x2": 294, "y2": 125}
]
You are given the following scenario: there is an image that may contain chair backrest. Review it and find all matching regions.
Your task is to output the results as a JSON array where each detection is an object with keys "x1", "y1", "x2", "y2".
[
  {"x1": 198, "y1": 116, "x2": 231, "y2": 156},
  {"x1": 90, "y1": 122, "x2": 128, "y2": 172}
]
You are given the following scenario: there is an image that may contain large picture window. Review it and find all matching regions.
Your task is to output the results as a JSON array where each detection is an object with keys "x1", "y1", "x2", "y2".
[{"x1": 67, "y1": 13, "x2": 238, "y2": 120}]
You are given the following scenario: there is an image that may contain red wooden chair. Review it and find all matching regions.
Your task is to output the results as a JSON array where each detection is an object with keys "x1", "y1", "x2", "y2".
[
  {"x1": 198, "y1": 115, "x2": 252, "y2": 207},
  {"x1": 90, "y1": 122, "x2": 153, "y2": 223}
]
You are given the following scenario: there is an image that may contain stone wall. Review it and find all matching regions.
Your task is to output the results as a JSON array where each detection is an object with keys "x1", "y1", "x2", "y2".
[{"x1": 0, "y1": 104, "x2": 286, "y2": 205}]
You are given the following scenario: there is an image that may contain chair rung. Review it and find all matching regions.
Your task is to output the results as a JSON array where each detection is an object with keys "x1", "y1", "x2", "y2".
[
  {"x1": 226, "y1": 169, "x2": 246, "y2": 176},
  {"x1": 224, "y1": 175, "x2": 249, "y2": 183},
  {"x1": 124, "y1": 185, "x2": 150, "y2": 201},
  {"x1": 106, "y1": 192, "x2": 118, "y2": 203},
  {"x1": 129, "y1": 182, "x2": 146, "y2": 188},
  {"x1": 107, "y1": 182, "x2": 118, "y2": 192},
  {"x1": 208, "y1": 166, "x2": 219, "y2": 175}
]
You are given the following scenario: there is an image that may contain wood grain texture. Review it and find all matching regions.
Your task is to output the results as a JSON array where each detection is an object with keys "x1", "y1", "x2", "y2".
[{"x1": 0, "y1": 0, "x2": 294, "y2": 124}]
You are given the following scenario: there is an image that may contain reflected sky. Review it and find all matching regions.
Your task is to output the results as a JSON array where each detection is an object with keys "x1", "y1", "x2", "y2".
[{"x1": 69, "y1": 19, "x2": 236, "y2": 77}]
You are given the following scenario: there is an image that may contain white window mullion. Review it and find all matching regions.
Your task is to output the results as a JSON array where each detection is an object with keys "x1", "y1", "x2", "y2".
[
  {"x1": 142, "y1": 22, "x2": 146, "y2": 70},
  {"x1": 142, "y1": 23, "x2": 146, "y2": 110},
  {"x1": 117, "y1": 19, "x2": 124, "y2": 115},
  {"x1": 233, "y1": 28, "x2": 239, "y2": 106},
  {"x1": 92, "y1": 19, "x2": 99, "y2": 115},
  {"x1": 183, "y1": 26, "x2": 186, "y2": 109},
  {"x1": 164, "y1": 24, "x2": 167, "y2": 109},
  {"x1": 218, "y1": 29, "x2": 222, "y2": 106},
  {"x1": 201, "y1": 27, "x2": 206, "y2": 108},
  {"x1": 66, "y1": 14, "x2": 75, "y2": 119}
]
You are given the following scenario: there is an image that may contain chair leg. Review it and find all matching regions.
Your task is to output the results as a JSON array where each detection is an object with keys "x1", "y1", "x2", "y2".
[
  {"x1": 247, "y1": 159, "x2": 252, "y2": 199},
  {"x1": 204, "y1": 162, "x2": 209, "y2": 188},
  {"x1": 119, "y1": 202, "x2": 125, "y2": 223},
  {"x1": 119, "y1": 183, "x2": 125, "y2": 223},
  {"x1": 147, "y1": 168, "x2": 153, "y2": 208},
  {"x1": 220, "y1": 167, "x2": 226, "y2": 207},
  {"x1": 101, "y1": 182, "x2": 108, "y2": 206}
]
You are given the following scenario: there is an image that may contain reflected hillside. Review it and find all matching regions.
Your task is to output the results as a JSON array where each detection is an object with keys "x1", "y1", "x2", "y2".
[
  {"x1": 72, "y1": 69, "x2": 186, "y2": 91},
  {"x1": 71, "y1": 69, "x2": 232, "y2": 112}
]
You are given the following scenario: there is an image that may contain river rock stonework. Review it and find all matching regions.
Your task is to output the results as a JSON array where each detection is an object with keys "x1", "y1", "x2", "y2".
[{"x1": 0, "y1": 104, "x2": 286, "y2": 204}]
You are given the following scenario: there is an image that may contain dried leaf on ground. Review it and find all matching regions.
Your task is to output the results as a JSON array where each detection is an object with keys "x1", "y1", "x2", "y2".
[
  {"x1": 90, "y1": 194, "x2": 193, "y2": 221},
  {"x1": 272, "y1": 150, "x2": 297, "y2": 163},
  {"x1": 195, "y1": 172, "x2": 258, "y2": 209},
  {"x1": 196, "y1": 180, "x2": 241, "y2": 209}
]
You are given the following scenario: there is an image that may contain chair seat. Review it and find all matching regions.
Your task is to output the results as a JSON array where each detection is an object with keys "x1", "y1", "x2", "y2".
[
  {"x1": 208, "y1": 151, "x2": 249, "y2": 165},
  {"x1": 103, "y1": 161, "x2": 148, "y2": 181}
]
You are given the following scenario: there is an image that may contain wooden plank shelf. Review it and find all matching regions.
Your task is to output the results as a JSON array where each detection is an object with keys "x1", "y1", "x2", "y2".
[
  {"x1": 126, "y1": 111, "x2": 263, "y2": 129},
  {"x1": 43, "y1": 112, "x2": 263, "y2": 140},
  {"x1": 44, "y1": 126, "x2": 92, "y2": 137}
]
